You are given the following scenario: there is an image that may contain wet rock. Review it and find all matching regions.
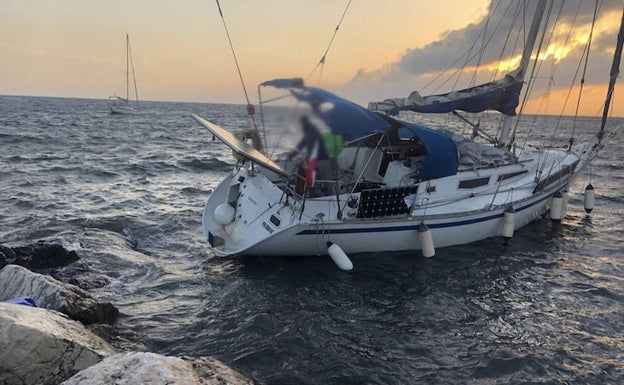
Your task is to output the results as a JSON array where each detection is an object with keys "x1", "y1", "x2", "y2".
[
  {"x1": 0, "y1": 302, "x2": 116, "y2": 385},
  {"x1": 0, "y1": 240, "x2": 79, "y2": 271},
  {"x1": 49, "y1": 228, "x2": 154, "y2": 288},
  {"x1": 60, "y1": 352, "x2": 257, "y2": 385},
  {"x1": 87, "y1": 324, "x2": 148, "y2": 352},
  {"x1": 0, "y1": 264, "x2": 119, "y2": 324},
  {"x1": 67, "y1": 274, "x2": 113, "y2": 290},
  {"x1": 0, "y1": 244, "x2": 17, "y2": 266}
]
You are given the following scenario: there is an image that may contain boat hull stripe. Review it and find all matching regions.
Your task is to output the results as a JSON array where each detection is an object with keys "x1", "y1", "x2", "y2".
[{"x1": 295, "y1": 193, "x2": 550, "y2": 235}]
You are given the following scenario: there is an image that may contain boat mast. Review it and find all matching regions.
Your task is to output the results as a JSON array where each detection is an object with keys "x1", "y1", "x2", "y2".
[
  {"x1": 498, "y1": 0, "x2": 548, "y2": 148},
  {"x1": 128, "y1": 35, "x2": 139, "y2": 104},
  {"x1": 125, "y1": 33, "x2": 130, "y2": 104},
  {"x1": 596, "y1": 6, "x2": 624, "y2": 147}
]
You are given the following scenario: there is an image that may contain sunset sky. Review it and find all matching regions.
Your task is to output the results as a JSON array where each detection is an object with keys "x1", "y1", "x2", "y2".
[{"x1": 1, "y1": 0, "x2": 622, "y2": 116}]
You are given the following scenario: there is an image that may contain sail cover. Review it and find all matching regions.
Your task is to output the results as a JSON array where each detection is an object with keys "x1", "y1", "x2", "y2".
[{"x1": 369, "y1": 76, "x2": 523, "y2": 116}]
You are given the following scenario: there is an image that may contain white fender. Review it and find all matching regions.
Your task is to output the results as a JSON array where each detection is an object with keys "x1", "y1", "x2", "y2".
[
  {"x1": 550, "y1": 191, "x2": 564, "y2": 221},
  {"x1": 327, "y1": 242, "x2": 353, "y2": 271},
  {"x1": 417, "y1": 222, "x2": 435, "y2": 258},
  {"x1": 584, "y1": 183, "x2": 595, "y2": 213},
  {"x1": 502, "y1": 206, "x2": 515, "y2": 239},
  {"x1": 214, "y1": 203, "x2": 235, "y2": 225}
]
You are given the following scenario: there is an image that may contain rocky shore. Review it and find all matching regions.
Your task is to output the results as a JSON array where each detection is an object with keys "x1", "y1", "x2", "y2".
[{"x1": 0, "y1": 236, "x2": 258, "y2": 385}]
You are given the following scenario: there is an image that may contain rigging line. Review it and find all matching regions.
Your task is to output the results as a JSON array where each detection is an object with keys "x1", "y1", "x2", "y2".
[
  {"x1": 469, "y1": 0, "x2": 504, "y2": 87},
  {"x1": 519, "y1": 0, "x2": 565, "y2": 148},
  {"x1": 215, "y1": 0, "x2": 261, "y2": 140},
  {"x1": 511, "y1": 0, "x2": 554, "y2": 150},
  {"x1": 469, "y1": 14, "x2": 490, "y2": 87},
  {"x1": 307, "y1": 0, "x2": 353, "y2": 83},
  {"x1": 216, "y1": 0, "x2": 250, "y2": 105},
  {"x1": 570, "y1": 0, "x2": 600, "y2": 147},
  {"x1": 494, "y1": 3, "x2": 525, "y2": 141},
  {"x1": 451, "y1": 2, "x2": 498, "y2": 92},
  {"x1": 551, "y1": 0, "x2": 582, "y2": 134},
  {"x1": 428, "y1": 2, "x2": 512, "y2": 95},
  {"x1": 493, "y1": 1, "x2": 521, "y2": 81},
  {"x1": 429, "y1": 27, "x2": 500, "y2": 94},
  {"x1": 513, "y1": 0, "x2": 555, "y2": 175}
]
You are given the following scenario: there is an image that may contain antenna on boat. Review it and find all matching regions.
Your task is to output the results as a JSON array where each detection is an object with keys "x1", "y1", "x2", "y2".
[
  {"x1": 215, "y1": 0, "x2": 263, "y2": 151},
  {"x1": 307, "y1": 0, "x2": 352, "y2": 85}
]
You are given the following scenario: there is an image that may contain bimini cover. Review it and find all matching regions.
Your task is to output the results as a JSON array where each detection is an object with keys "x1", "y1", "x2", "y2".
[
  {"x1": 261, "y1": 78, "x2": 392, "y2": 142},
  {"x1": 261, "y1": 78, "x2": 458, "y2": 179},
  {"x1": 401, "y1": 121, "x2": 458, "y2": 180}
]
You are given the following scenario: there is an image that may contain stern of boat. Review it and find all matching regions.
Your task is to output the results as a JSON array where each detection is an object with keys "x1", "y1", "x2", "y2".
[{"x1": 202, "y1": 166, "x2": 299, "y2": 255}]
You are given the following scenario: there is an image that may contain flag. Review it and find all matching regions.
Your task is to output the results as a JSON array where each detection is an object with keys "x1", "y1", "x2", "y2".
[{"x1": 306, "y1": 140, "x2": 319, "y2": 188}]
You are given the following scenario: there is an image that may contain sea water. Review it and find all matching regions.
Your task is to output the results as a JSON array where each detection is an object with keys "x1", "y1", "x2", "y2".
[{"x1": 1, "y1": 95, "x2": 623, "y2": 384}]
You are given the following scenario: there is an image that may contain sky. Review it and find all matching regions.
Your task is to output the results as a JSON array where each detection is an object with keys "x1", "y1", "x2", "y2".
[{"x1": 1, "y1": 0, "x2": 623, "y2": 117}]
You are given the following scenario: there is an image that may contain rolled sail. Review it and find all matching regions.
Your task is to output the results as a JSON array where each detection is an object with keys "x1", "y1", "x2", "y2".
[{"x1": 368, "y1": 75, "x2": 523, "y2": 116}]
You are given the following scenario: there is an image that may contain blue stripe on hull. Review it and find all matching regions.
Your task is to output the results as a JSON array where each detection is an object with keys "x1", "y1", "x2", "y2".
[{"x1": 296, "y1": 193, "x2": 551, "y2": 236}]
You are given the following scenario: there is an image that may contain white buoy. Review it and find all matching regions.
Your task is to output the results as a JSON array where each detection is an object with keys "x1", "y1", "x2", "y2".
[
  {"x1": 502, "y1": 206, "x2": 515, "y2": 239},
  {"x1": 584, "y1": 183, "x2": 595, "y2": 213},
  {"x1": 327, "y1": 241, "x2": 353, "y2": 271},
  {"x1": 417, "y1": 222, "x2": 435, "y2": 258},
  {"x1": 214, "y1": 203, "x2": 235, "y2": 225},
  {"x1": 550, "y1": 191, "x2": 564, "y2": 221}
]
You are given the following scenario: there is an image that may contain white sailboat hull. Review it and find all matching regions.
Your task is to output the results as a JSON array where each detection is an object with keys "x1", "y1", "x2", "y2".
[
  {"x1": 202, "y1": 144, "x2": 590, "y2": 257},
  {"x1": 110, "y1": 104, "x2": 138, "y2": 114}
]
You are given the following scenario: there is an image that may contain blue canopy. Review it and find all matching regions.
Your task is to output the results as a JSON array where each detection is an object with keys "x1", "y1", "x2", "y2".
[
  {"x1": 262, "y1": 78, "x2": 392, "y2": 142},
  {"x1": 401, "y1": 121, "x2": 458, "y2": 180},
  {"x1": 261, "y1": 78, "x2": 458, "y2": 180}
]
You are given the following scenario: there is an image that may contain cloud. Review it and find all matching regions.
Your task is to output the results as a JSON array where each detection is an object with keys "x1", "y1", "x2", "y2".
[
  {"x1": 0, "y1": 41, "x2": 48, "y2": 57},
  {"x1": 342, "y1": 0, "x2": 623, "y2": 113}
]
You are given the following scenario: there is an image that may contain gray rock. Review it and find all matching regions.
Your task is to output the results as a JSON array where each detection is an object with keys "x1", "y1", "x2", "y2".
[
  {"x1": 61, "y1": 352, "x2": 257, "y2": 385},
  {"x1": 0, "y1": 302, "x2": 116, "y2": 385},
  {"x1": 0, "y1": 264, "x2": 118, "y2": 324}
]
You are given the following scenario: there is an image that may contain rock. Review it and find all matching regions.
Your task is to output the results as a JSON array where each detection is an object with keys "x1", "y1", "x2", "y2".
[
  {"x1": 0, "y1": 302, "x2": 116, "y2": 385},
  {"x1": 67, "y1": 274, "x2": 112, "y2": 290},
  {"x1": 0, "y1": 244, "x2": 17, "y2": 267},
  {"x1": 45, "y1": 228, "x2": 154, "y2": 290},
  {"x1": 0, "y1": 240, "x2": 79, "y2": 271},
  {"x1": 188, "y1": 356, "x2": 259, "y2": 385},
  {"x1": 0, "y1": 264, "x2": 119, "y2": 324},
  {"x1": 87, "y1": 323, "x2": 148, "y2": 352},
  {"x1": 60, "y1": 352, "x2": 257, "y2": 385}
]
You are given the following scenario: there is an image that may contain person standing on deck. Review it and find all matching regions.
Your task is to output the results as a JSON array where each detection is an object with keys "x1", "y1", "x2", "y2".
[{"x1": 289, "y1": 114, "x2": 332, "y2": 193}]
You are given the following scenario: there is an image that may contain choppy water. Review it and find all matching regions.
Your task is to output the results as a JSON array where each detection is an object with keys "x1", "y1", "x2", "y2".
[{"x1": 1, "y1": 95, "x2": 623, "y2": 384}]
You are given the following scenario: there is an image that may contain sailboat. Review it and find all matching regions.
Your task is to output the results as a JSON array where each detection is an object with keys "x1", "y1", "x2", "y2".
[
  {"x1": 193, "y1": 0, "x2": 622, "y2": 268},
  {"x1": 109, "y1": 33, "x2": 139, "y2": 114}
]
